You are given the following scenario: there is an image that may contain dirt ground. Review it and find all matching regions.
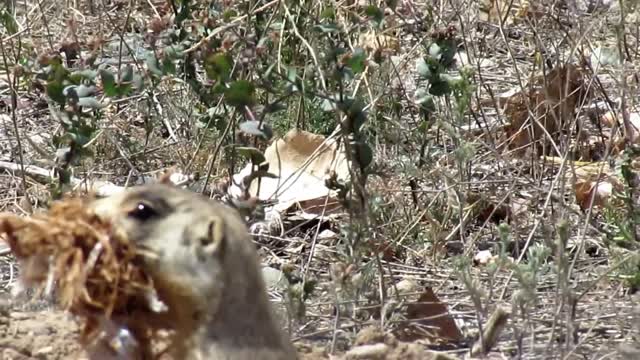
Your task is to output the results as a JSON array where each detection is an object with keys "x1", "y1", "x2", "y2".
[
  {"x1": 0, "y1": 300, "x2": 434, "y2": 360},
  {"x1": 0, "y1": 304, "x2": 84, "y2": 359}
]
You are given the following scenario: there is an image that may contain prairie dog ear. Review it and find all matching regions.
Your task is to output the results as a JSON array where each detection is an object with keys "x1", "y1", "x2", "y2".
[{"x1": 200, "y1": 215, "x2": 225, "y2": 257}]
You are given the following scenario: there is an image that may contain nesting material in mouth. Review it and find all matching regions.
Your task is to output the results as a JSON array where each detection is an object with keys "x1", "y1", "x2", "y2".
[{"x1": 0, "y1": 195, "x2": 168, "y2": 356}]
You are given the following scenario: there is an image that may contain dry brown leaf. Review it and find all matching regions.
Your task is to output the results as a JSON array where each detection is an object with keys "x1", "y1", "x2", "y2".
[
  {"x1": 465, "y1": 191, "x2": 512, "y2": 224},
  {"x1": 575, "y1": 176, "x2": 620, "y2": 210},
  {"x1": 358, "y1": 32, "x2": 400, "y2": 53},
  {"x1": 600, "y1": 110, "x2": 618, "y2": 128},
  {"x1": 395, "y1": 287, "x2": 463, "y2": 343},
  {"x1": 600, "y1": 110, "x2": 640, "y2": 145},
  {"x1": 538, "y1": 156, "x2": 621, "y2": 210},
  {"x1": 232, "y1": 129, "x2": 349, "y2": 213},
  {"x1": 368, "y1": 239, "x2": 401, "y2": 262},
  {"x1": 503, "y1": 64, "x2": 587, "y2": 156}
]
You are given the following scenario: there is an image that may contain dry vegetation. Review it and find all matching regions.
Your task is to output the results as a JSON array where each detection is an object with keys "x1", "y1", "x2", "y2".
[{"x1": 1, "y1": 0, "x2": 640, "y2": 359}]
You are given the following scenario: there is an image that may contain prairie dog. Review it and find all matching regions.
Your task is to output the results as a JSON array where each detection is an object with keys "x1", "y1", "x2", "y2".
[{"x1": 90, "y1": 184, "x2": 297, "y2": 360}]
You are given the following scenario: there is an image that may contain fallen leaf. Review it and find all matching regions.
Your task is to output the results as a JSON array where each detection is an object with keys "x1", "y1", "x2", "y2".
[
  {"x1": 600, "y1": 110, "x2": 640, "y2": 144},
  {"x1": 317, "y1": 229, "x2": 337, "y2": 240},
  {"x1": 358, "y1": 31, "x2": 399, "y2": 53},
  {"x1": 503, "y1": 64, "x2": 587, "y2": 156},
  {"x1": 230, "y1": 129, "x2": 349, "y2": 214},
  {"x1": 575, "y1": 177, "x2": 619, "y2": 210},
  {"x1": 395, "y1": 287, "x2": 463, "y2": 343},
  {"x1": 540, "y1": 156, "x2": 621, "y2": 210},
  {"x1": 466, "y1": 191, "x2": 511, "y2": 224}
]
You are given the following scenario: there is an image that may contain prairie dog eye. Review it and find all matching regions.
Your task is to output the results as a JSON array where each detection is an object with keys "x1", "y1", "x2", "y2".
[{"x1": 127, "y1": 202, "x2": 158, "y2": 221}]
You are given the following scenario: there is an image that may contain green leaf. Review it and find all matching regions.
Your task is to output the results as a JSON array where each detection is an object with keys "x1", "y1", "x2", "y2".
[
  {"x1": 338, "y1": 67, "x2": 355, "y2": 81},
  {"x1": 436, "y1": 40, "x2": 457, "y2": 68},
  {"x1": 204, "y1": 53, "x2": 232, "y2": 82},
  {"x1": 416, "y1": 58, "x2": 432, "y2": 79},
  {"x1": 234, "y1": 146, "x2": 266, "y2": 164},
  {"x1": 146, "y1": 53, "x2": 163, "y2": 76},
  {"x1": 415, "y1": 88, "x2": 435, "y2": 112},
  {"x1": 346, "y1": 98, "x2": 367, "y2": 131},
  {"x1": 47, "y1": 81, "x2": 66, "y2": 104},
  {"x1": 117, "y1": 83, "x2": 132, "y2": 97},
  {"x1": 321, "y1": 7, "x2": 335, "y2": 19},
  {"x1": 162, "y1": 55, "x2": 176, "y2": 75},
  {"x1": 164, "y1": 45, "x2": 184, "y2": 59},
  {"x1": 120, "y1": 65, "x2": 134, "y2": 83},
  {"x1": 77, "y1": 97, "x2": 104, "y2": 109},
  {"x1": 62, "y1": 85, "x2": 79, "y2": 99},
  {"x1": 365, "y1": 5, "x2": 384, "y2": 28},
  {"x1": 313, "y1": 23, "x2": 339, "y2": 33},
  {"x1": 224, "y1": 80, "x2": 255, "y2": 107},
  {"x1": 239, "y1": 121, "x2": 273, "y2": 140},
  {"x1": 429, "y1": 79, "x2": 451, "y2": 96},
  {"x1": 74, "y1": 84, "x2": 97, "y2": 97},
  {"x1": 69, "y1": 70, "x2": 98, "y2": 83},
  {"x1": 353, "y1": 140, "x2": 373, "y2": 169},
  {"x1": 428, "y1": 43, "x2": 442, "y2": 60},
  {"x1": 100, "y1": 70, "x2": 117, "y2": 97},
  {"x1": 223, "y1": 9, "x2": 237, "y2": 22},
  {"x1": 285, "y1": 66, "x2": 299, "y2": 92},
  {"x1": 441, "y1": 73, "x2": 462, "y2": 88},
  {"x1": 347, "y1": 48, "x2": 367, "y2": 74},
  {"x1": 212, "y1": 83, "x2": 226, "y2": 94},
  {"x1": 287, "y1": 66, "x2": 297, "y2": 83},
  {"x1": 50, "y1": 59, "x2": 69, "y2": 83},
  {"x1": 0, "y1": 9, "x2": 18, "y2": 35}
]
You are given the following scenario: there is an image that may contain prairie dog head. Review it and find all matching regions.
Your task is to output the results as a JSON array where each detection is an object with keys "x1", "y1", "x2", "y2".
[{"x1": 90, "y1": 184, "x2": 248, "y2": 325}]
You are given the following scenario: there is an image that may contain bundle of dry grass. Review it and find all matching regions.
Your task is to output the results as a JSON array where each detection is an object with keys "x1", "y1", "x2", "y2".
[{"x1": 0, "y1": 195, "x2": 158, "y2": 355}]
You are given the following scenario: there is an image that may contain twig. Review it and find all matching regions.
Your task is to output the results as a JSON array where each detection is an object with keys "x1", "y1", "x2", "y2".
[
  {"x1": 0, "y1": 161, "x2": 194, "y2": 197},
  {"x1": 471, "y1": 307, "x2": 510, "y2": 356}
]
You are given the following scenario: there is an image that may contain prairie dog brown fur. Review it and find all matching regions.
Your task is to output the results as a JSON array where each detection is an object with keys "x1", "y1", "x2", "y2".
[{"x1": 90, "y1": 184, "x2": 297, "y2": 360}]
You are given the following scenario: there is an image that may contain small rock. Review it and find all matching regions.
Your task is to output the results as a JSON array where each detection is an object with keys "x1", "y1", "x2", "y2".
[
  {"x1": 261, "y1": 267, "x2": 288, "y2": 290},
  {"x1": 2, "y1": 348, "x2": 31, "y2": 360},
  {"x1": 394, "y1": 279, "x2": 418, "y2": 296},
  {"x1": 344, "y1": 343, "x2": 389, "y2": 359},
  {"x1": 318, "y1": 229, "x2": 337, "y2": 240},
  {"x1": 473, "y1": 250, "x2": 495, "y2": 266},
  {"x1": 33, "y1": 346, "x2": 53, "y2": 355}
]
